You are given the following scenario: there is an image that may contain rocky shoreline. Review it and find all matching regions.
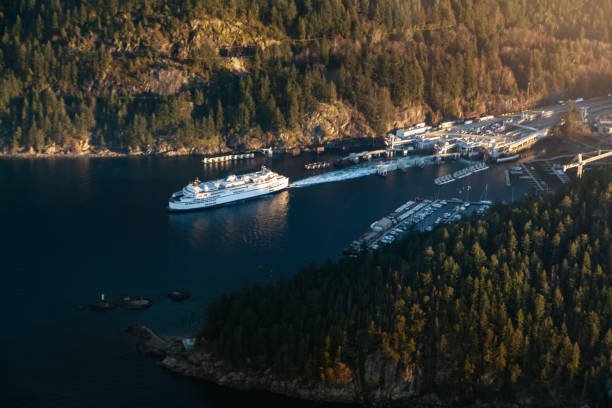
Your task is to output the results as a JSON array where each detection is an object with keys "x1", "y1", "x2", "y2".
[
  {"x1": 0, "y1": 136, "x2": 382, "y2": 160},
  {"x1": 131, "y1": 325, "x2": 611, "y2": 408},
  {"x1": 129, "y1": 324, "x2": 362, "y2": 405},
  {"x1": 0, "y1": 145, "x2": 234, "y2": 159}
]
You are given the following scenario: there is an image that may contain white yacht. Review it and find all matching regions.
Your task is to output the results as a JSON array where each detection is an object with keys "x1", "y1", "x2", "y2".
[{"x1": 169, "y1": 167, "x2": 289, "y2": 211}]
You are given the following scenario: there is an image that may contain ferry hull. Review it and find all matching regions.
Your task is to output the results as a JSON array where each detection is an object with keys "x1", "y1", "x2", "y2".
[{"x1": 168, "y1": 178, "x2": 289, "y2": 212}]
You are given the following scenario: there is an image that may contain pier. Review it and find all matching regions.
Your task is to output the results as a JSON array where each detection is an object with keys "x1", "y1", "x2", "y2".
[
  {"x1": 562, "y1": 150, "x2": 612, "y2": 178},
  {"x1": 202, "y1": 152, "x2": 255, "y2": 164},
  {"x1": 520, "y1": 162, "x2": 547, "y2": 193},
  {"x1": 545, "y1": 160, "x2": 571, "y2": 184},
  {"x1": 434, "y1": 162, "x2": 489, "y2": 186},
  {"x1": 343, "y1": 149, "x2": 390, "y2": 163}
]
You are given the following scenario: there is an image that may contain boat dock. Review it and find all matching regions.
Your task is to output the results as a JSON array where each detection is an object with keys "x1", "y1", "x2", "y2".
[
  {"x1": 202, "y1": 152, "x2": 255, "y2": 164},
  {"x1": 520, "y1": 162, "x2": 548, "y2": 192},
  {"x1": 434, "y1": 162, "x2": 489, "y2": 186},
  {"x1": 545, "y1": 160, "x2": 571, "y2": 184},
  {"x1": 343, "y1": 149, "x2": 390, "y2": 164},
  {"x1": 343, "y1": 198, "x2": 492, "y2": 256},
  {"x1": 505, "y1": 169, "x2": 511, "y2": 187}
]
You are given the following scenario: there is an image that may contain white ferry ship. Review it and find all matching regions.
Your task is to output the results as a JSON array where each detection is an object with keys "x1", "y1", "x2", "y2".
[{"x1": 168, "y1": 167, "x2": 289, "y2": 211}]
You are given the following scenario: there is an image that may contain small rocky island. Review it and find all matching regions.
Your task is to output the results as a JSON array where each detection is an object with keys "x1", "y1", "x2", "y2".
[{"x1": 168, "y1": 290, "x2": 190, "y2": 301}]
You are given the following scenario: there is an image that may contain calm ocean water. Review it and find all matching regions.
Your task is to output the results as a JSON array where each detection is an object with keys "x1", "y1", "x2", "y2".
[{"x1": 0, "y1": 153, "x2": 530, "y2": 407}]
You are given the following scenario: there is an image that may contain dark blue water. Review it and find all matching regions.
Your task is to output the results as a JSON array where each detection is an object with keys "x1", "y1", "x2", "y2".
[{"x1": 0, "y1": 154, "x2": 530, "y2": 407}]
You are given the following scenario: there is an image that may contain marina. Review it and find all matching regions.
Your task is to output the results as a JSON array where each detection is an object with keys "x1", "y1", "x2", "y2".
[{"x1": 343, "y1": 197, "x2": 492, "y2": 256}]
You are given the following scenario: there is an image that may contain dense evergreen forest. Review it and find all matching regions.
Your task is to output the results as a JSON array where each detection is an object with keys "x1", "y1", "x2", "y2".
[
  {"x1": 202, "y1": 171, "x2": 612, "y2": 406},
  {"x1": 2, "y1": 0, "x2": 612, "y2": 152}
]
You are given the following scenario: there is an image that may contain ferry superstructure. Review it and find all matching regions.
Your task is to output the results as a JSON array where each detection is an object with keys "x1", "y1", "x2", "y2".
[{"x1": 168, "y1": 167, "x2": 289, "y2": 211}]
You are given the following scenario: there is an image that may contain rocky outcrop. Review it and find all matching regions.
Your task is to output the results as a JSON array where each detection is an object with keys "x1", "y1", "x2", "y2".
[
  {"x1": 358, "y1": 352, "x2": 421, "y2": 404},
  {"x1": 68, "y1": 14, "x2": 277, "y2": 97},
  {"x1": 129, "y1": 324, "x2": 360, "y2": 403},
  {"x1": 279, "y1": 101, "x2": 377, "y2": 149},
  {"x1": 161, "y1": 353, "x2": 359, "y2": 404},
  {"x1": 129, "y1": 325, "x2": 426, "y2": 407},
  {"x1": 127, "y1": 324, "x2": 175, "y2": 356}
]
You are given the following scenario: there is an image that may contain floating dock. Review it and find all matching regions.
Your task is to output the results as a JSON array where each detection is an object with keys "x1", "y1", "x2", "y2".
[
  {"x1": 305, "y1": 161, "x2": 330, "y2": 170},
  {"x1": 520, "y1": 162, "x2": 547, "y2": 193},
  {"x1": 343, "y1": 198, "x2": 494, "y2": 256},
  {"x1": 434, "y1": 162, "x2": 489, "y2": 186},
  {"x1": 343, "y1": 199, "x2": 434, "y2": 255},
  {"x1": 505, "y1": 169, "x2": 511, "y2": 187},
  {"x1": 434, "y1": 174, "x2": 455, "y2": 185},
  {"x1": 202, "y1": 153, "x2": 255, "y2": 164}
]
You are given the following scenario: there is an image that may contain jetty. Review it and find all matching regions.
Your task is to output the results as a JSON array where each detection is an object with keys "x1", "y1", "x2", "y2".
[
  {"x1": 520, "y1": 162, "x2": 547, "y2": 193},
  {"x1": 202, "y1": 152, "x2": 255, "y2": 164},
  {"x1": 434, "y1": 162, "x2": 489, "y2": 186}
]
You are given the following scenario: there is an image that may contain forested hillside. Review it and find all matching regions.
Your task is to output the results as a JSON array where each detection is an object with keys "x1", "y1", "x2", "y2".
[
  {"x1": 201, "y1": 170, "x2": 612, "y2": 406},
  {"x1": 2, "y1": 0, "x2": 612, "y2": 154}
]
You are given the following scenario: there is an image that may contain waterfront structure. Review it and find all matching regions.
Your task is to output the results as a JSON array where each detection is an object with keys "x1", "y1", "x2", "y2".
[
  {"x1": 201, "y1": 152, "x2": 255, "y2": 164},
  {"x1": 169, "y1": 167, "x2": 289, "y2": 211}
]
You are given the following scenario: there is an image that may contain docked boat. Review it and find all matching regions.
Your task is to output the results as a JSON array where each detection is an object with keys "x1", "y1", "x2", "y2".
[
  {"x1": 305, "y1": 161, "x2": 330, "y2": 170},
  {"x1": 169, "y1": 167, "x2": 289, "y2": 211}
]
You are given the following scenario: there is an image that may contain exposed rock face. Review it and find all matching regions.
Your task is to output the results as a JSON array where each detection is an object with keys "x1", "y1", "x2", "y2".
[
  {"x1": 280, "y1": 101, "x2": 377, "y2": 149},
  {"x1": 68, "y1": 14, "x2": 276, "y2": 97},
  {"x1": 359, "y1": 353, "x2": 421, "y2": 404},
  {"x1": 140, "y1": 68, "x2": 192, "y2": 96},
  {"x1": 392, "y1": 104, "x2": 430, "y2": 131}
]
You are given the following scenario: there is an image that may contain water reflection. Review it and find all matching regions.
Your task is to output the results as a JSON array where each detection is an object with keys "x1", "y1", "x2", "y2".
[{"x1": 168, "y1": 190, "x2": 290, "y2": 250}]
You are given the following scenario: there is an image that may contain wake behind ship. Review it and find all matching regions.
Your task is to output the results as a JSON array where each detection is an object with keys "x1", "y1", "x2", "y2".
[{"x1": 168, "y1": 167, "x2": 289, "y2": 211}]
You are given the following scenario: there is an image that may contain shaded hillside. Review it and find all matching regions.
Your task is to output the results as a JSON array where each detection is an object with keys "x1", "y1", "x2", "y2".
[
  {"x1": 200, "y1": 170, "x2": 612, "y2": 406},
  {"x1": 2, "y1": 0, "x2": 612, "y2": 154}
]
